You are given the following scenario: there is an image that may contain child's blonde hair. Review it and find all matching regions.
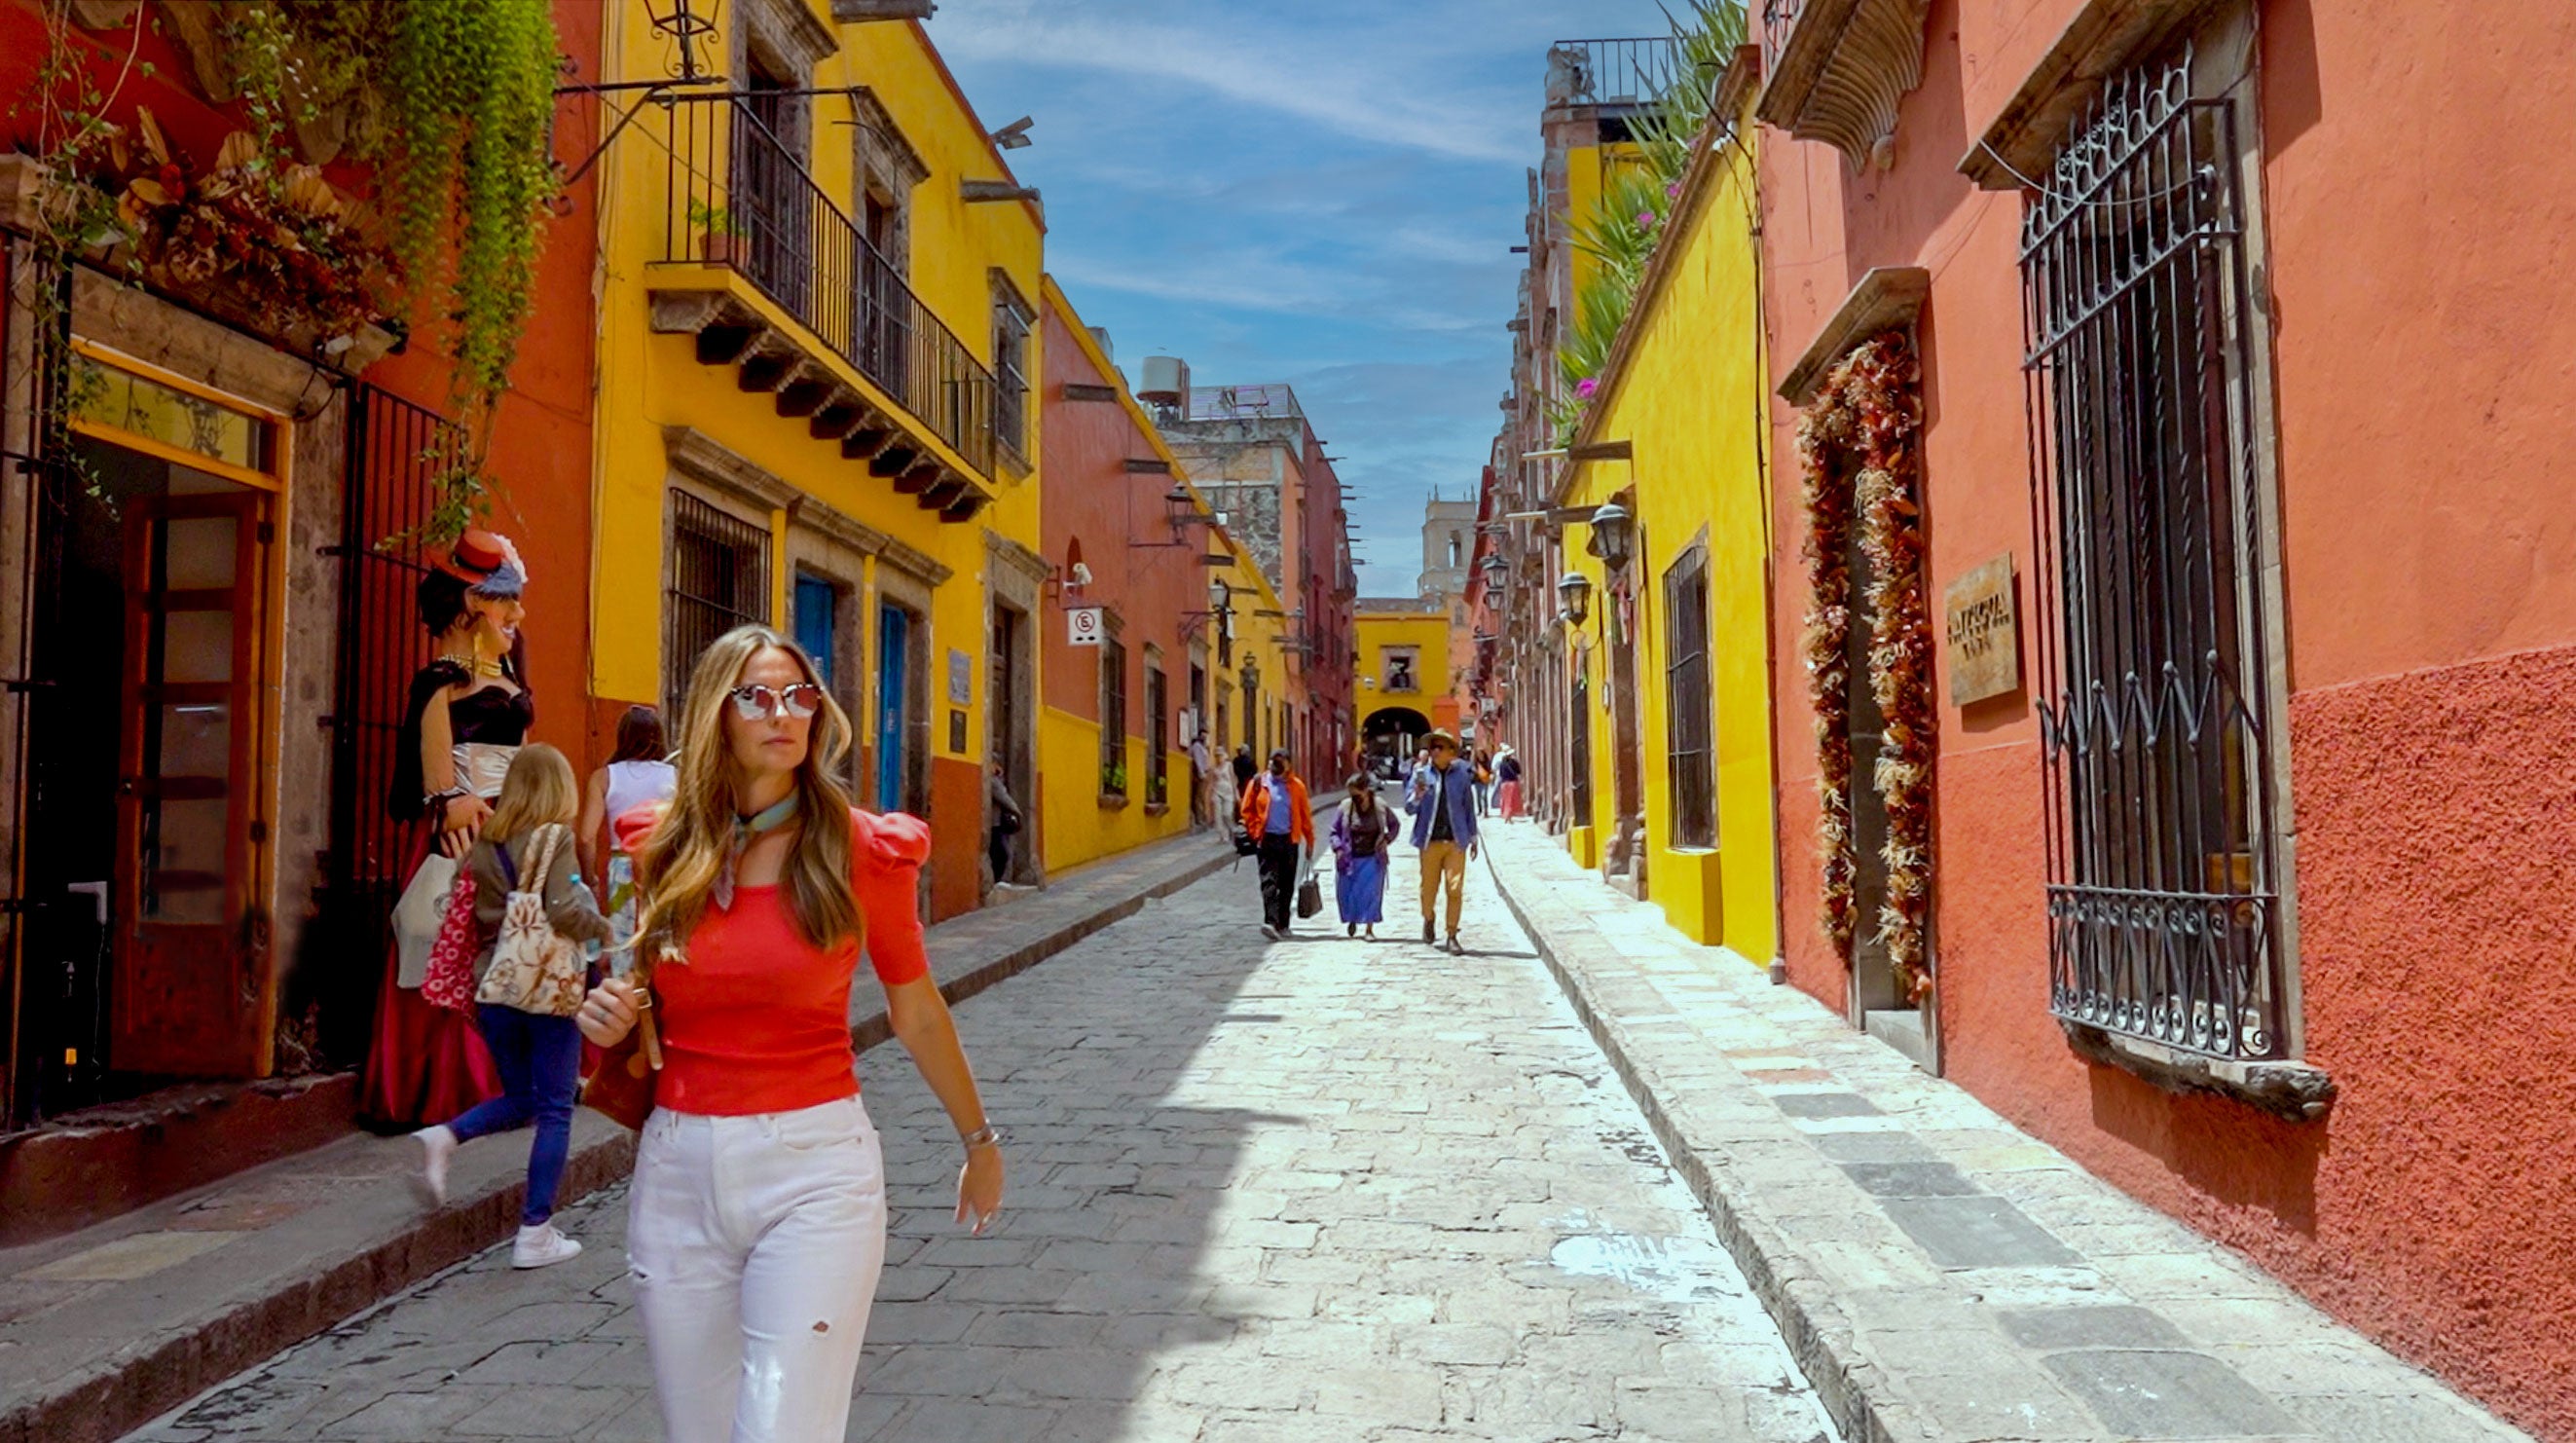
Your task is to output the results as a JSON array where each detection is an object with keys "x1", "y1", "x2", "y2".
[{"x1": 484, "y1": 743, "x2": 579, "y2": 846}]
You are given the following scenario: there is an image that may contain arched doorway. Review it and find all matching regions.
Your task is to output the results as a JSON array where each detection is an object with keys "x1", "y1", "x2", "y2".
[{"x1": 1361, "y1": 705, "x2": 1432, "y2": 778}]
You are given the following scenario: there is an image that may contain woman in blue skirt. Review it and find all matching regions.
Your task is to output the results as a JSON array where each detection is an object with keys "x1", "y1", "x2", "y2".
[{"x1": 1330, "y1": 773, "x2": 1393, "y2": 939}]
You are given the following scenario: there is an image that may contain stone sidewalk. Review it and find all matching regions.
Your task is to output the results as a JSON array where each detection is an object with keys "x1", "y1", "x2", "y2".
[
  {"x1": 0, "y1": 823, "x2": 1250, "y2": 1443},
  {"x1": 128, "y1": 834, "x2": 1843, "y2": 1442},
  {"x1": 1478, "y1": 821, "x2": 2533, "y2": 1443}
]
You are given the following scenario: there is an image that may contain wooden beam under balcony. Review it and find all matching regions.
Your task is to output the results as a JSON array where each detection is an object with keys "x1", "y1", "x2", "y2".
[
  {"x1": 830, "y1": 0, "x2": 936, "y2": 19},
  {"x1": 809, "y1": 390, "x2": 870, "y2": 442},
  {"x1": 774, "y1": 362, "x2": 835, "y2": 420},
  {"x1": 844, "y1": 426, "x2": 896, "y2": 462},
  {"x1": 891, "y1": 461, "x2": 942, "y2": 497},
  {"x1": 940, "y1": 490, "x2": 989, "y2": 524},
  {"x1": 869, "y1": 445, "x2": 922, "y2": 479},
  {"x1": 917, "y1": 474, "x2": 969, "y2": 510},
  {"x1": 737, "y1": 334, "x2": 799, "y2": 393}
]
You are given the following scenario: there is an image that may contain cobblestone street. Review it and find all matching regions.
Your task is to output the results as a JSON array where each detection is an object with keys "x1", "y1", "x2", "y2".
[{"x1": 130, "y1": 839, "x2": 1841, "y2": 1442}]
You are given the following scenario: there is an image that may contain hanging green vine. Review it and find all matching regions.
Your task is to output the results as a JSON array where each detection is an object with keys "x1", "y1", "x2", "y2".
[{"x1": 1553, "y1": 0, "x2": 1748, "y2": 444}]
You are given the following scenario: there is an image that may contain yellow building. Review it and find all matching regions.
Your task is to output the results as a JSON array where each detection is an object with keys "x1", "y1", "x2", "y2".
[
  {"x1": 1353, "y1": 606, "x2": 1455, "y2": 767},
  {"x1": 589, "y1": 6, "x2": 1047, "y2": 920},
  {"x1": 1555, "y1": 67, "x2": 1775, "y2": 960}
]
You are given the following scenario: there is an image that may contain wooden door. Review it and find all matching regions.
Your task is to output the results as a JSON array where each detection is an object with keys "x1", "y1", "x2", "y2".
[{"x1": 110, "y1": 490, "x2": 270, "y2": 1076}]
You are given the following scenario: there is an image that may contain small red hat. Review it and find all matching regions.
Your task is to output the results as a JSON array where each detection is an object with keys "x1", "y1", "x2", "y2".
[{"x1": 438, "y1": 529, "x2": 510, "y2": 584}]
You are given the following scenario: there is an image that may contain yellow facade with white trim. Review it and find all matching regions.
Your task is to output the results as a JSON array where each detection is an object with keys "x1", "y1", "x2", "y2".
[{"x1": 1557, "y1": 99, "x2": 1775, "y2": 961}]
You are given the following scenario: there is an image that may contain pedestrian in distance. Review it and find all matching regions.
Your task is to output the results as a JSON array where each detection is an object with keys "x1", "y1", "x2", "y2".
[
  {"x1": 412, "y1": 743, "x2": 613, "y2": 1269},
  {"x1": 1239, "y1": 748, "x2": 1313, "y2": 940},
  {"x1": 1493, "y1": 745, "x2": 1525, "y2": 821},
  {"x1": 1188, "y1": 729, "x2": 1214, "y2": 829},
  {"x1": 986, "y1": 761, "x2": 1022, "y2": 887},
  {"x1": 578, "y1": 705, "x2": 676, "y2": 974},
  {"x1": 1405, "y1": 729, "x2": 1482, "y2": 953},
  {"x1": 1232, "y1": 742, "x2": 1258, "y2": 796},
  {"x1": 1472, "y1": 748, "x2": 1494, "y2": 816},
  {"x1": 1330, "y1": 772, "x2": 1393, "y2": 939},
  {"x1": 574, "y1": 625, "x2": 1004, "y2": 1443}
]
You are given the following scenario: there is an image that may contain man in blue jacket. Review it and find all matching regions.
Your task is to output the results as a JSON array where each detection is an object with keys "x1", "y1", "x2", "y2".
[{"x1": 1405, "y1": 729, "x2": 1481, "y2": 953}]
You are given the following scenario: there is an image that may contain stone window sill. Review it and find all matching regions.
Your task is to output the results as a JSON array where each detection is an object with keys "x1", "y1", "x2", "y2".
[
  {"x1": 1098, "y1": 793, "x2": 1129, "y2": 810},
  {"x1": 1143, "y1": 801, "x2": 1169, "y2": 817},
  {"x1": 2060, "y1": 1020, "x2": 2336, "y2": 1123}
]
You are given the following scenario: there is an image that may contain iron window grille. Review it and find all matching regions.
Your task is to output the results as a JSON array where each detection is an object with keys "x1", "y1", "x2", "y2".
[
  {"x1": 1662, "y1": 547, "x2": 1716, "y2": 850},
  {"x1": 2020, "y1": 44, "x2": 2290, "y2": 1062},
  {"x1": 1145, "y1": 665, "x2": 1168, "y2": 805},
  {"x1": 665, "y1": 492, "x2": 772, "y2": 722},
  {"x1": 1098, "y1": 637, "x2": 1127, "y2": 797},
  {"x1": 992, "y1": 285, "x2": 1033, "y2": 462}
]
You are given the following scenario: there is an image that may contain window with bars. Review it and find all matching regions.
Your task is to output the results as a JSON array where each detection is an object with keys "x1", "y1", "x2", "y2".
[
  {"x1": 665, "y1": 492, "x2": 772, "y2": 722},
  {"x1": 992, "y1": 282, "x2": 1033, "y2": 462},
  {"x1": 1662, "y1": 546, "x2": 1715, "y2": 850},
  {"x1": 1098, "y1": 637, "x2": 1127, "y2": 797},
  {"x1": 2021, "y1": 44, "x2": 2289, "y2": 1063},
  {"x1": 1145, "y1": 664, "x2": 1169, "y2": 806}
]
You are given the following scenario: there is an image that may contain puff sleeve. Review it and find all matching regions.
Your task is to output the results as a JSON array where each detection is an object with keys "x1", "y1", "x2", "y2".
[{"x1": 852, "y1": 808, "x2": 932, "y2": 987}]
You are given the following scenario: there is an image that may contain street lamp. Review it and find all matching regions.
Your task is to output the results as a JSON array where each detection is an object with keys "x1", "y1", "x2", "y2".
[
  {"x1": 1480, "y1": 550, "x2": 1510, "y2": 591},
  {"x1": 1557, "y1": 571, "x2": 1593, "y2": 625},
  {"x1": 1586, "y1": 500, "x2": 1635, "y2": 572}
]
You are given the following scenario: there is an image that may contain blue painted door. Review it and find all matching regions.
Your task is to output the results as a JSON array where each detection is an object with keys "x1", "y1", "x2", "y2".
[
  {"x1": 876, "y1": 606, "x2": 908, "y2": 812},
  {"x1": 793, "y1": 575, "x2": 835, "y2": 685}
]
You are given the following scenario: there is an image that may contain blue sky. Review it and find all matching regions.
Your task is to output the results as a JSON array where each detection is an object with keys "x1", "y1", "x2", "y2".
[{"x1": 928, "y1": 0, "x2": 1677, "y2": 596}]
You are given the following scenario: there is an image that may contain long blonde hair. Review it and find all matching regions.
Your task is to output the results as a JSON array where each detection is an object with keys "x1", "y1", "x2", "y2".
[
  {"x1": 485, "y1": 744, "x2": 579, "y2": 847},
  {"x1": 633, "y1": 626, "x2": 860, "y2": 960}
]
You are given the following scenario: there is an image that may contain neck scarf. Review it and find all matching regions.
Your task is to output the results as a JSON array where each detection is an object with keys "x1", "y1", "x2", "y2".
[{"x1": 712, "y1": 792, "x2": 800, "y2": 909}]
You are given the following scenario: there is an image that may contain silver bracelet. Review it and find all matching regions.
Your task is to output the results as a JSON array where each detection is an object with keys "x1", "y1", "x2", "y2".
[{"x1": 961, "y1": 1124, "x2": 1003, "y2": 1150}]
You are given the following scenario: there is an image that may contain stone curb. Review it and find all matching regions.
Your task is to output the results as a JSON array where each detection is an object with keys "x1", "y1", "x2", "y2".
[
  {"x1": 2, "y1": 825, "x2": 1254, "y2": 1443},
  {"x1": 1481, "y1": 839, "x2": 1931, "y2": 1443}
]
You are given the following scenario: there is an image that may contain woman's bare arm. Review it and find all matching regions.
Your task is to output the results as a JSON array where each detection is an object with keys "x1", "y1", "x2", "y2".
[
  {"x1": 578, "y1": 766, "x2": 608, "y2": 898},
  {"x1": 885, "y1": 973, "x2": 1003, "y2": 1233}
]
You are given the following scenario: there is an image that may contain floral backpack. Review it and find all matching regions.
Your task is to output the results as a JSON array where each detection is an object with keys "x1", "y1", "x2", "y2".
[{"x1": 476, "y1": 824, "x2": 587, "y2": 1017}]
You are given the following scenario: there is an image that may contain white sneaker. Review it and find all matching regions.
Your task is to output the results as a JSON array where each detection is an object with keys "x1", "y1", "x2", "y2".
[
  {"x1": 412, "y1": 1125, "x2": 457, "y2": 1208},
  {"x1": 511, "y1": 1223, "x2": 582, "y2": 1270}
]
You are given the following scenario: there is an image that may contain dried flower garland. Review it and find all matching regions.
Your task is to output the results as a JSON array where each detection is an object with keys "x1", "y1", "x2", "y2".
[
  {"x1": 1798, "y1": 402, "x2": 1858, "y2": 958},
  {"x1": 1797, "y1": 332, "x2": 1935, "y2": 1004}
]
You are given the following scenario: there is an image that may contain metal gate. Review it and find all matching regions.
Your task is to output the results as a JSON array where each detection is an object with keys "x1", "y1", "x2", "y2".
[{"x1": 311, "y1": 385, "x2": 459, "y2": 1065}]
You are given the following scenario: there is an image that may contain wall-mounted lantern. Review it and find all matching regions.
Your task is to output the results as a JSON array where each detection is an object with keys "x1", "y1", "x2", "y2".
[
  {"x1": 1586, "y1": 500, "x2": 1636, "y2": 573},
  {"x1": 1557, "y1": 571, "x2": 1593, "y2": 626}
]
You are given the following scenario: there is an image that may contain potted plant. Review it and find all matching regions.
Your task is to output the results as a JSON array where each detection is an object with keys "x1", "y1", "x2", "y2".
[{"x1": 688, "y1": 200, "x2": 746, "y2": 266}]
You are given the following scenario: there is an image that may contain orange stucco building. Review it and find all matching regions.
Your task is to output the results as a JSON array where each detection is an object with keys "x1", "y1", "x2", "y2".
[{"x1": 1755, "y1": 2, "x2": 2576, "y2": 1433}]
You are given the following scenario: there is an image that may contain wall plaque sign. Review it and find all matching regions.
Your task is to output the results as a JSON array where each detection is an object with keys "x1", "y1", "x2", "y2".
[
  {"x1": 1066, "y1": 606, "x2": 1102, "y2": 647},
  {"x1": 1943, "y1": 553, "x2": 2020, "y2": 705}
]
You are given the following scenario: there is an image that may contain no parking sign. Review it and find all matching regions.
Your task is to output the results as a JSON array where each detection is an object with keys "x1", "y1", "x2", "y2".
[{"x1": 1067, "y1": 606, "x2": 1103, "y2": 647}]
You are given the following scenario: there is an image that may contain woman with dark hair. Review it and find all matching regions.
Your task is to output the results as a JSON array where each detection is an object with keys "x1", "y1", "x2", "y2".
[
  {"x1": 575, "y1": 625, "x2": 1002, "y2": 1441},
  {"x1": 361, "y1": 530, "x2": 534, "y2": 1129},
  {"x1": 579, "y1": 704, "x2": 676, "y2": 971}
]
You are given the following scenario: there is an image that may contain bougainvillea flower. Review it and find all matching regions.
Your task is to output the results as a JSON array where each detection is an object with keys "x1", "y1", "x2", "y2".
[{"x1": 1575, "y1": 377, "x2": 1599, "y2": 399}]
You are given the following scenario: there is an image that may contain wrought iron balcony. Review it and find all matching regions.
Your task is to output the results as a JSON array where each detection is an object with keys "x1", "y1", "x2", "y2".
[
  {"x1": 1545, "y1": 36, "x2": 1680, "y2": 109},
  {"x1": 658, "y1": 96, "x2": 999, "y2": 480}
]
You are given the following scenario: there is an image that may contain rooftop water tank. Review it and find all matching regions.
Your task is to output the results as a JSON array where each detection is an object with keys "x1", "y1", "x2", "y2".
[{"x1": 1138, "y1": 355, "x2": 1190, "y2": 417}]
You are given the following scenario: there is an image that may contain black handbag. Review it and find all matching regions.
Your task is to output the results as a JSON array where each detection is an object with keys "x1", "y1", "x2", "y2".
[
  {"x1": 1233, "y1": 825, "x2": 1260, "y2": 858},
  {"x1": 1296, "y1": 870, "x2": 1323, "y2": 919}
]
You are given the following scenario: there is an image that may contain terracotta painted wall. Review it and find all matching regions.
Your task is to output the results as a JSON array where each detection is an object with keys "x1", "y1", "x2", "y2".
[
  {"x1": 1034, "y1": 285, "x2": 1204, "y2": 870},
  {"x1": 1759, "y1": 0, "x2": 2576, "y2": 1432}
]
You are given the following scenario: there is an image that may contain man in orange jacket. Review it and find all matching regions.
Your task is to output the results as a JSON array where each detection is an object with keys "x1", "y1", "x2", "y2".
[{"x1": 1238, "y1": 748, "x2": 1313, "y2": 939}]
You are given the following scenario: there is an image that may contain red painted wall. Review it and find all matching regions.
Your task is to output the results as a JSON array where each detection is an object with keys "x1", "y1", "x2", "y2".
[
  {"x1": 0, "y1": 0, "x2": 604, "y2": 779},
  {"x1": 1759, "y1": 1, "x2": 2576, "y2": 1434},
  {"x1": 1037, "y1": 300, "x2": 1212, "y2": 823}
]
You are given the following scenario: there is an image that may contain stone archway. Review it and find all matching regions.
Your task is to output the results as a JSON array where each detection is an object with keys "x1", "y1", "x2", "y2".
[{"x1": 1361, "y1": 705, "x2": 1433, "y2": 776}]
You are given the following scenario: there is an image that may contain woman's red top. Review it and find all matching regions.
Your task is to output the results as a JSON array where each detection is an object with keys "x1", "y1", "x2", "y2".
[{"x1": 614, "y1": 805, "x2": 932, "y2": 1116}]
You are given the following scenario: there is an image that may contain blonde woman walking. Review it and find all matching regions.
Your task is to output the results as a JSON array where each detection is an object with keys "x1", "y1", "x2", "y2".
[{"x1": 575, "y1": 626, "x2": 1004, "y2": 1443}]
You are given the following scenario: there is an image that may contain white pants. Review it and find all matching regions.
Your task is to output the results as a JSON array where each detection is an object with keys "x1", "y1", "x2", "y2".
[{"x1": 629, "y1": 1095, "x2": 889, "y2": 1443}]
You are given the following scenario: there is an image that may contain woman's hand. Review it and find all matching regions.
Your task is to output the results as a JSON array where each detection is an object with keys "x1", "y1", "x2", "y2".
[
  {"x1": 436, "y1": 794, "x2": 492, "y2": 858},
  {"x1": 576, "y1": 975, "x2": 641, "y2": 1048},
  {"x1": 956, "y1": 1142, "x2": 1005, "y2": 1237}
]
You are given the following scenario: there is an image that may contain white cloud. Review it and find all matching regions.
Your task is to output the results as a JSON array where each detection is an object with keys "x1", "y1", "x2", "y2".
[{"x1": 933, "y1": 8, "x2": 1530, "y2": 163}]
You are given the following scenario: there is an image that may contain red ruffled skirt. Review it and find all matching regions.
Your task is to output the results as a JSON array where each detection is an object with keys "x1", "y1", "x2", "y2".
[{"x1": 359, "y1": 839, "x2": 500, "y2": 1129}]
